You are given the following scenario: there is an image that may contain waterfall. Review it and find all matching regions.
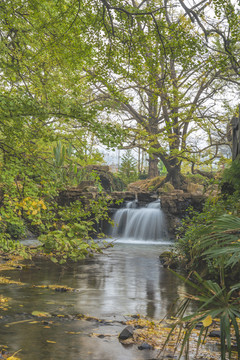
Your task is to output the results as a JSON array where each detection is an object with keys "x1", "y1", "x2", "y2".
[{"x1": 111, "y1": 200, "x2": 168, "y2": 242}]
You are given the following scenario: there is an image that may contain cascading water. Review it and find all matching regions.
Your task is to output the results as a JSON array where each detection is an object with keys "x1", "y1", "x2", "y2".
[{"x1": 111, "y1": 199, "x2": 168, "y2": 242}]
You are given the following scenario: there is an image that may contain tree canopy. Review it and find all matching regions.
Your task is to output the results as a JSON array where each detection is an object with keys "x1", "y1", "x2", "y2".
[{"x1": 0, "y1": 0, "x2": 239, "y2": 181}]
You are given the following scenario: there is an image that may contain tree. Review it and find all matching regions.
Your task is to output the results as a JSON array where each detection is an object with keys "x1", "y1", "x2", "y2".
[
  {"x1": 0, "y1": 0, "x2": 126, "y2": 165},
  {"x1": 82, "y1": 0, "x2": 236, "y2": 186},
  {"x1": 118, "y1": 150, "x2": 138, "y2": 185},
  {"x1": 0, "y1": 0, "x2": 238, "y2": 188},
  {"x1": 0, "y1": 1, "x2": 114, "y2": 260}
]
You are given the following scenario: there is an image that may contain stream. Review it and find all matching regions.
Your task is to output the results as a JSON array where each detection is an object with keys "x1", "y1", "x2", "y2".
[
  {"x1": 0, "y1": 241, "x2": 191, "y2": 360},
  {"x1": 0, "y1": 201, "x2": 192, "y2": 359}
]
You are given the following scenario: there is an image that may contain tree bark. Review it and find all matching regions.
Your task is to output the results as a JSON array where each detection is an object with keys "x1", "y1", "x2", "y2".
[
  {"x1": 162, "y1": 160, "x2": 184, "y2": 188},
  {"x1": 148, "y1": 156, "x2": 159, "y2": 178}
]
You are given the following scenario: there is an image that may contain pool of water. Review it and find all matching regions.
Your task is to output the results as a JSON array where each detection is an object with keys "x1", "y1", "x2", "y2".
[{"x1": 0, "y1": 242, "x2": 189, "y2": 359}]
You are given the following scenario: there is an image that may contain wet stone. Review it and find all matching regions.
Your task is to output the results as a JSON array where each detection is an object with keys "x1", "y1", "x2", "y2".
[
  {"x1": 208, "y1": 330, "x2": 221, "y2": 338},
  {"x1": 42, "y1": 321, "x2": 50, "y2": 325},
  {"x1": 134, "y1": 324, "x2": 144, "y2": 329},
  {"x1": 55, "y1": 287, "x2": 68, "y2": 292},
  {"x1": 138, "y1": 342, "x2": 153, "y2": 350},
  {"x1": 131, "y1": 314, "x2": 140, "y2": 319},
  {"x1": 118, "y1": 325, "x2": 134, "y2": 340}
]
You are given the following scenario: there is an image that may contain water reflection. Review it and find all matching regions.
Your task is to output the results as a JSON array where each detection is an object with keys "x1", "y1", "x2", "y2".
[{"x1": 0, "y1": 243, "x2": 190, "y2": 359}]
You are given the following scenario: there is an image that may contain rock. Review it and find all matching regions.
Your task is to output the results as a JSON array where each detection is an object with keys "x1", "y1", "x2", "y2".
[
  {"x1": 134, "y1": 324, "x2": 144, "y2": 329},
  {"x1": 186, "y1": 182, "x2": 204, "y2": 194},
  {"x1": 208, "y1": 330, "x2": 221, "y2": 338},
  {"x1": 86, "y1": 165, "x2": 110, "y2": 173},
  {"x1": 158, "y1": 182, "x2": 175, "y2": 193},
  {"x1": 55, "y1": 287, "x2": 68, "y2": 292},
  {"x1": 110, "y1": 183, "x2": 207, "y2": 234},
  {"x1": 131, "y1": 314, "x2": 140, "y2": 319},
  {"x1": 77, "y1": 180, "x2": 95, "y2": 190},
  {"x1": 138, "y1": 342, "x2": 153, "y2": 350},
  {"x1": 118, "y1": 325, "x2": 134, "y2": 340}
]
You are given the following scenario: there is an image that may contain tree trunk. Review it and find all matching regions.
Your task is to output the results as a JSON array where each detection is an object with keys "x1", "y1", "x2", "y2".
[
  {"x1": 148, "y1": 156, "x2": 159, "y2": 178},
  {"x1": 169, "y1": 166, "x2": 184, "y2": 188},
  {"x1": 164, "y1": 161, "x2": 184, "y2": 189}
]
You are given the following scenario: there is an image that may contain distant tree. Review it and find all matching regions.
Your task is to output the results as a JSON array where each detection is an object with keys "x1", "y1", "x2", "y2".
[{"x1": 118, "y1": 150, "x2": 138, "y2": 185}]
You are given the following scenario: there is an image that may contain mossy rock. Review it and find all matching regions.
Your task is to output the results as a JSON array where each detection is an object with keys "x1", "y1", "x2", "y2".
[
  {"x1": 147, "y1": 176, "x2": 165, "y2": 191},
  {"x1": 157, "y1": 182, "x2": 175, "y2": 193}
]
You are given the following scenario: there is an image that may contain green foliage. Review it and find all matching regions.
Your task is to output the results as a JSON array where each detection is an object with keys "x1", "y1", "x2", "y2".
[
  {"x1": 118, "y1": 150, "x2": 138, "y2": 186},
  {"x1": 178, "y1": 160, "x2": 240, "y2": 276},
  {"x1": 165, "y1": 271, "x2": 240, "y2": 360},
  {"x1": 38, "y1": 196, "x2": 111, "y2": 263},
  {"x1": 53, "y1": 141, "x2": 69, "y2": 168},
  {"x1": 198, "y1": 215, "x2": 240, "y2": 273},
  {"x1": 221, "y1": 158, "x2": 240, "y2": 194},
  {"x1": 177, "y1": 196, "x2": 231, "y2": 267},
  {"x1": 184, "y1": 173, "x2": 209, "y2": 185},
  {"x1": 0, "y1": 150, "x2": 111, "y2": 263},
  {"x1": 172, "y1": 160, "x2": 240, "y2": 359},
  {"x1": 158, "y1": 161, "x2": 167, "y2": 176},
  {"x1": 178, "y1": 207, "x2": 240, "y2": 279}
]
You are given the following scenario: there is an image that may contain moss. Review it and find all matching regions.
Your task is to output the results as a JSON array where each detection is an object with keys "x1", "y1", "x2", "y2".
[{"x1": 184, "y1": 173, "x2": 209, "y2": 185}]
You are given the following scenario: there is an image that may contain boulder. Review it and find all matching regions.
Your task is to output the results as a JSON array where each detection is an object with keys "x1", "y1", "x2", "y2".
[{"x1": 118, "y1": 325, "x2": 134, "y2": 341}]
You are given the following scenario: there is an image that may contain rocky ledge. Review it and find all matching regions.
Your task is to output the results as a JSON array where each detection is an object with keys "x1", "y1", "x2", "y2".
[
  {"x1": 110, "y1": 189, "x2": 205, "y2": 235},
  {"x1": 56, "y1": 169, "x2": 217, "y2": 235}
]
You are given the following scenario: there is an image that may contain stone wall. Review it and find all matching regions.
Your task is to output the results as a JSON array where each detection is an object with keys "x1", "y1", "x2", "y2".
[
  {"x1": 110, "y1": 190, "x2": 205, "y2": 235},
  {"x1": 57, "y1": 187, "x2": 206, "y2": 236}
]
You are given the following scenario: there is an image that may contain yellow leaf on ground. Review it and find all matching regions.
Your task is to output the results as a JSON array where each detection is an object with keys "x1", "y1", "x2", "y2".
[
  {"x1": 202, "y1": 315, "x2": 212, "y2": 327},
  {"x1": 32, "y1": 311, "x2": 51, "y2": 317},
  {"x1": 46, "y1": 340, "x2": 56, "y2": 344}
]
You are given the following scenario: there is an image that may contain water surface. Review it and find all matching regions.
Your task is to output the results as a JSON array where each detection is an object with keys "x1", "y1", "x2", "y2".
[{"x1": 0, "y1": 242, "x2": 188, "y2": 359}]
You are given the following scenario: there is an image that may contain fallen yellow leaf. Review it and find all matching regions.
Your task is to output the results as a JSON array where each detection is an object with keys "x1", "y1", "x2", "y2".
[
  {"x1": 32, "y1": 311, "x2": 51, "y2": 317},
  {"x1": 202, "y1": 315, "x2": 212, "y2": 327}
]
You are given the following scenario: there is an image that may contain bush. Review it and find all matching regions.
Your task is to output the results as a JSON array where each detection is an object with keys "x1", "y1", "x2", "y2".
[
  {"x1": 221, "y1": 158, "x2": 240, "y2": 195},
  {"x1": 168, "y1": 160, "x2": 240, "y2": 359}
]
